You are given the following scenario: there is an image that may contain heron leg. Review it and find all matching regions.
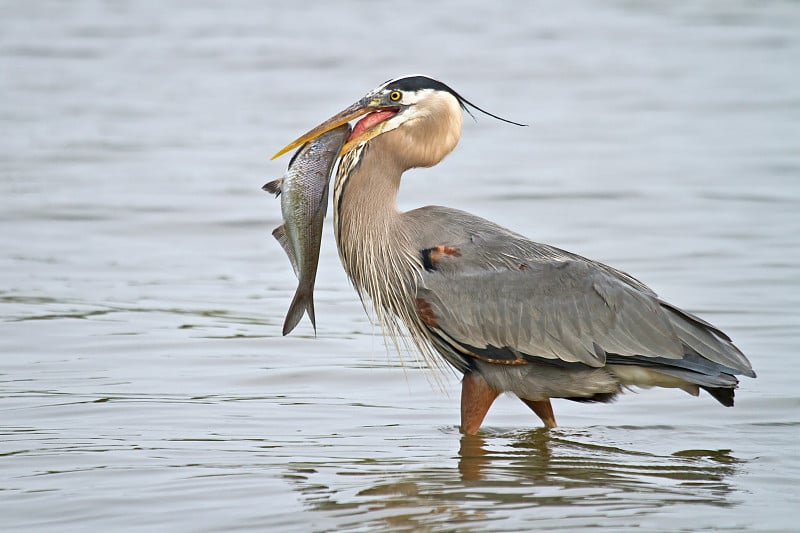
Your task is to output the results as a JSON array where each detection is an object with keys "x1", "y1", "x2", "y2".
[
  {"x1": 520, "y1": 398, "x2": 557, "y2": 429},
  {"x1": 460, "y1": 371, "x2": 499, "y2": 435}
]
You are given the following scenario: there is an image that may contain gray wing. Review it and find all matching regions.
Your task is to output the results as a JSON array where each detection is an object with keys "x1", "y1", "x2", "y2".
[{"x1": 415, "y1": 229, "x2": 755, "y2": 380}]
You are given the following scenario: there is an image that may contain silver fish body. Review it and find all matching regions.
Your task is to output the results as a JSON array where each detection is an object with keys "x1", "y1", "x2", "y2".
[{"x1": 263, "y1": 123, "x2": 351, "y2": 335}]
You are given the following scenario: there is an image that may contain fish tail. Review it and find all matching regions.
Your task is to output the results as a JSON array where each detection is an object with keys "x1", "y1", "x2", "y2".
[{"x1": 282, "y1": 286, "x2": 316, "y2": 336}]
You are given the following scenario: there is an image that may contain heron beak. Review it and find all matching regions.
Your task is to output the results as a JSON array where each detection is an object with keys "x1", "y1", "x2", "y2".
[
  {"x1": 271, "y1": 96, "x2": 380, "y2": 160},
  {"x1": 338, "y1": 106, "x2": 400, "y2": 156}
]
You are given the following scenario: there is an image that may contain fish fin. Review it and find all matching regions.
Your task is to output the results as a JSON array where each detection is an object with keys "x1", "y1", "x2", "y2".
[
  {"x1": 262, "y1": 178, "x2": 283, "y2": 197},
  {"x1": 272, "y1": 225, "x2": 300, "y2": 276},
  {"x1": 282, "y1": 286, "x2": 316, "y2": 336}
]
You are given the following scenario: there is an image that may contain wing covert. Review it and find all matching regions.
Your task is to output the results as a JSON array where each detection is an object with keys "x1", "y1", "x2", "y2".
[{"x1": 415, "y1": 238, "x2": 686, "y2": 368}]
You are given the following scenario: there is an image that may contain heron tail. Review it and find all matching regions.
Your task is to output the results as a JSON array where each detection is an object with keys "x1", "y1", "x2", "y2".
[
  {"x1": 700, "y1": 385, "x2": 735, "y2": 407},
  {"x1": 282, "y1": 285, "x2": 316, "y2": 336}
]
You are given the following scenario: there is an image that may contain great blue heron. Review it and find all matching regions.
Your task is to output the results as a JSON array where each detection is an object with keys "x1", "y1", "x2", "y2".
[{"x1": 272, "y1": 75, "x2": 756, "y2": 434}]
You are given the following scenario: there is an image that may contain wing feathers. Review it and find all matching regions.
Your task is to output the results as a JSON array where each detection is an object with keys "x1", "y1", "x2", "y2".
[{"x1": 417, "y1": 241, "x2": 753, "y2": 385}]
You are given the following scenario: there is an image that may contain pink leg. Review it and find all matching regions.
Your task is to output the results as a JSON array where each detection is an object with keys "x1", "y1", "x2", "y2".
[
  {"x1": 520, "y1": 398, "x2": 557, "y2": 428},
  {"x1": 460, "y1": 371, "x2": 499, "y2": 435}
]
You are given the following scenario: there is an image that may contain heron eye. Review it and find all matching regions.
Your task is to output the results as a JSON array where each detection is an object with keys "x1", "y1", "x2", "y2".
[{"x1": 389, "y1": 90, "x2": 402, "y2": 102}]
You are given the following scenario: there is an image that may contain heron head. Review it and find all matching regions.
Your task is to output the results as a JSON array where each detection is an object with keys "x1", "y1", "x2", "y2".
[{"x1": 272, "y1": 75, "x2": 524, "y2": 165}]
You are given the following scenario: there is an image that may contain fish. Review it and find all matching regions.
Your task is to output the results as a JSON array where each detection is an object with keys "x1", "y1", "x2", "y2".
[{"x1": 263, "y1": 123, "x2": 351, "y2": 335}]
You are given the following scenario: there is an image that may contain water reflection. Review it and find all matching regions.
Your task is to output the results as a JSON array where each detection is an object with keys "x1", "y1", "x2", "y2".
[
  {"x1": 285, "y1": 429, "x2": 742, "y2": 531},
  {"x1": 459, "y1": 430, "x2": 739, "y2": 501}
]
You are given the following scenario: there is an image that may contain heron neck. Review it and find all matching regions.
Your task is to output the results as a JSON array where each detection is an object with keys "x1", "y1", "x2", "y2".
[
  {"x1": 330, "y1": 133, "x2": 452, "y2": 374},
  {"x1": 341, "y1": 144, "x2": 402, "y2": 215},
  {"x1": 333, "y1": 139, "x2": 418, "y2": 308}
]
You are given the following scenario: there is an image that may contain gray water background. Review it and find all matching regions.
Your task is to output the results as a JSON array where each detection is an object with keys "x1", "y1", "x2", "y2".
[{"x1": 1, "y1": 1, "x2": 799, "y2": 531}]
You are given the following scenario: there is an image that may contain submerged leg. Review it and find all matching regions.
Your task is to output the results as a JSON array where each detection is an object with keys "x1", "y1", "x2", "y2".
[
  {"x1": 460, "y1": 371, "x2": 499, "y2": 435},
  {"x1": 520, "y1": 398, "x2": 557, "y2": 429}
]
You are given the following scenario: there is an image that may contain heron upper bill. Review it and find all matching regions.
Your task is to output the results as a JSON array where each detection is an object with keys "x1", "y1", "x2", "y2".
[{"x1": 272, "y1": 97, "x2": 387, "y2": 160}]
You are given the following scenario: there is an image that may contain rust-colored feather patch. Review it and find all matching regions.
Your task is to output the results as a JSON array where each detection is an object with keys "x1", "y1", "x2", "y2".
[
  {"x1": 420, "y1": 245, "x2": 461, "y2": 271},
  {"x1": 415, "y1": 297, "x2": 439, "y2": 328}
]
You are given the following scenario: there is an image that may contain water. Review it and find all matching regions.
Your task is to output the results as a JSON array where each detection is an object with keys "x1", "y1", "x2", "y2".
[{"x1": 2, "y1": 1, "x2": 799, "y2": 531}]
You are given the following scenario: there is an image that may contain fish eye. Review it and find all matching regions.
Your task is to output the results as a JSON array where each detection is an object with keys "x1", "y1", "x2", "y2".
[{"x1": 389, "y1": 90, "x2": 402, "y2": 102}]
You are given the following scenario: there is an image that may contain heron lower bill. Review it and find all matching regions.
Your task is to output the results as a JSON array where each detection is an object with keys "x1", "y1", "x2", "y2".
[{"x1": 272, "y1": 96, "x2": 399, "y2": 160}]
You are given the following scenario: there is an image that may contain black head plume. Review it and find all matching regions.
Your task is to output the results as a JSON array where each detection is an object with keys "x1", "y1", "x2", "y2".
[{"x1": 383, "y1": 75, "x2": 528, "y2": 127}]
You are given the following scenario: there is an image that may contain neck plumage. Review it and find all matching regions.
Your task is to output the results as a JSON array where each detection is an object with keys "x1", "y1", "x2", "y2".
[
  {"x1": 333, "y1": 137, "x2": 432, "y2": 362},
  {"x1": 330, "y1": 96, "x2": 463, "y2": 372},
  {"x1": 334, "y1": 136, "x2": 417, "y2": 301}
]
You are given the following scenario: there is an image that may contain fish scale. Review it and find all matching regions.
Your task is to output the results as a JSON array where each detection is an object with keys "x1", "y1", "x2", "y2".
[{"x1": 263, "y1": 124, "x2": 351, "y2": 335}]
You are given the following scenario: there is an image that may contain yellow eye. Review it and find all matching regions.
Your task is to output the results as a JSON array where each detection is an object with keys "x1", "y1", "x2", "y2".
[{"x1": 389, "y1": 90, "x2": 402, "y2": 102}]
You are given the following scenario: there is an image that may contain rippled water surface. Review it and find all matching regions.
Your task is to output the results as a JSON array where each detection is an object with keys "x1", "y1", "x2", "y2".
[{"x1": 2, "y1": 1, "x2": 799, "y2": 531}]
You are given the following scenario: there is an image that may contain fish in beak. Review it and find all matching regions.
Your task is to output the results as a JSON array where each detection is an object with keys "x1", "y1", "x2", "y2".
[{"x1": 272, "y1": 95, "x2": 400, "y2": 160}]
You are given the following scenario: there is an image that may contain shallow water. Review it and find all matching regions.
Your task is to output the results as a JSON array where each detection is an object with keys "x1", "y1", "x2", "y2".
[{"x1": 1, "y1": 1, "x2": 799, "y2": 531}]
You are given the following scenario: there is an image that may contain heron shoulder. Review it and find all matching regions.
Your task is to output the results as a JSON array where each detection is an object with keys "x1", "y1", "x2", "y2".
[{"x1": 403, "y1": 205, "x2": 647, "y2": 288}]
